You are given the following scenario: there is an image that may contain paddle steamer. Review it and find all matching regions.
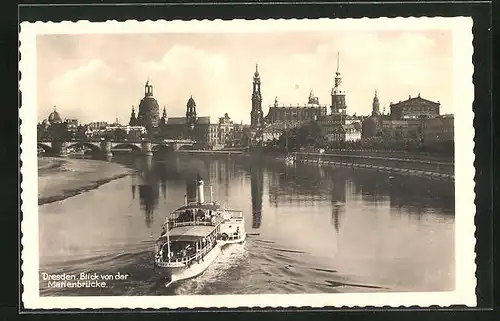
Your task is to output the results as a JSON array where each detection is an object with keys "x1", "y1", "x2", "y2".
[{"x1": 154, "y1": 177, "x2": 246, "y2": 285}]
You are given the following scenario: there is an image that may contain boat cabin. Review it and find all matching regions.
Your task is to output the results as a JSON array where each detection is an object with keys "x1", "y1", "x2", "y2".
[
  {"x1": 155, "y1": 224, "x2": 220, "y2": 267},
  {"x1": 162, "y1": 203, "x2": 226, "y2": 231}
]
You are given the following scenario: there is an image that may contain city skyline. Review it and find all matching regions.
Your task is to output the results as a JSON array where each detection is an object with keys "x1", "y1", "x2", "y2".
[{"x1": 37, "y1": 30, "x2": 453, "y2": 125}]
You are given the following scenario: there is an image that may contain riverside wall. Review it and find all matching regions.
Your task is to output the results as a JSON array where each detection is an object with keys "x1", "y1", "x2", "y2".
[{"x1": 294, "y1": 152, "x2": 454, "y2": 181}]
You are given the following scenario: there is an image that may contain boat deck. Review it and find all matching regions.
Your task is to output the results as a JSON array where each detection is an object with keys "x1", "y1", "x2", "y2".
[{"x1": 161, "y1": 225, "x2": 216, "y2": 242}]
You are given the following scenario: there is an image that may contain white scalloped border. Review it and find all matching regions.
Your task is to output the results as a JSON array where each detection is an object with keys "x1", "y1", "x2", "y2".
[{"x1": 19, "y1": 17, "x2": 476, "y2": 310}]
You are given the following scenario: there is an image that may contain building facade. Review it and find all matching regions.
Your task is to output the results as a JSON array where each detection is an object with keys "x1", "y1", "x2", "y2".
[
  {"x1": 380, "y1": 119, "x2": 422, "y2": 139},
  {"x1": 421, "y1": 114, "x2": 454, "y2": 142},
  {"x1": 264, "y1": 93, "x2": 328, "y2": 125},
  {"x1": 218, "y1": 113, "x2": 236, "y2": 146},
  {"x1": 156, "y1": 96, "x2": 214, "y2": 148},
  {"x1": 389, "y1": 93, "x2": 440, "y2": 120},
  {"x1": 325, "y1": 124, "x2": 361, "y2": 142}
]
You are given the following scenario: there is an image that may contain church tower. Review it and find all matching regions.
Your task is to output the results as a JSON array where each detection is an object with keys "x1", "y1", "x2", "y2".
[
  {"x1": 129, "y1": 106, "x2": 137, "y2": 126},
  {"x1": 331, "y1": 53, "x2": 347, "y2": 114},
  {"x1": 250, "y1": 64, "x2": 264, "y2": 129},
  {"x1": 186, "y1": 95, "x2": 197, "y2": 130},
  {"x1": 372, "y1": 90, "x2": 380, "y2": 116}
]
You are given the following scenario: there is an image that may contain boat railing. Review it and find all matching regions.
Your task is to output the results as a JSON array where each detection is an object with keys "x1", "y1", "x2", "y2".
[
  {"x1": 224, "y1": 210, "x2": 243, "y2": 220},
  {"x1": 160, "y1": 240, "x2": 216, "y2": 266},
  {"x1": 167, "y1": 215, "x2": 224, "y2": 229}
]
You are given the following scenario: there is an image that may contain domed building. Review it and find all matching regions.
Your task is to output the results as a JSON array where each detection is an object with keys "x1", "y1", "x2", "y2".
[
  {"x1": 132, "y1": 80, "x2": 160, "y2": 130},
  {"x1": 47, "y1": 106, "x2": 63, "y2": 124}
]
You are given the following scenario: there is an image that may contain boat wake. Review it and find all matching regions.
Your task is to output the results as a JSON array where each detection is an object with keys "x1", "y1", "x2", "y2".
[{"x1": 172, "y1": 242, "x2": 248, "y2": 295}]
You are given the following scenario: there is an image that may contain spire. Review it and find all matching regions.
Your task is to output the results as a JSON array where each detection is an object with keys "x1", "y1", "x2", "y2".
[
  {"x1": 336, "y1": 52, "x2": 340, "y2": 74},
  {"x1": 375, "y1": 89, "x2": 378, "y2": 98}
]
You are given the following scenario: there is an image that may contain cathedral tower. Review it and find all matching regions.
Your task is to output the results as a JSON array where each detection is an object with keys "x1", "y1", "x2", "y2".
[
  {"x1": 372, "y1": 90, "x2": 380, "y2": 116},
  {"x1": 250, "y1": 64, "x2": 264, "y2": 129},
  {"x1": 331, "y1": 53, "x2": 347, "y2": 114}
]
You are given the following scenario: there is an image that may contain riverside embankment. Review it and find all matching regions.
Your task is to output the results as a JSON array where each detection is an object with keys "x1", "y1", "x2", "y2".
[
  {"x1": 38, "y1": 157, "x2": 134, "y2": 205},
  {"x1": 294, "y1": 151, "x2": 454, "y2": 180}
]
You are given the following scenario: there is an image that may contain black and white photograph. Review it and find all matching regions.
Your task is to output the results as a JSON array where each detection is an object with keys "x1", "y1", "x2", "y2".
[{"x1": 20, "y1": 17, "x2": 476, "y2": 309}]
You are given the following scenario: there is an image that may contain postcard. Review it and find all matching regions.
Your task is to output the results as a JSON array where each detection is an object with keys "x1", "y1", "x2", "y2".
[{"x1": 20, "y1": 17, "x2": 476, "y2": 309}]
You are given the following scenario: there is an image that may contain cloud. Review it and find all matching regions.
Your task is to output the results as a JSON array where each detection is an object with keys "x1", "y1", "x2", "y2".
[{"x1": 37, "y1": 31, "x2": 452, "y2": 125}]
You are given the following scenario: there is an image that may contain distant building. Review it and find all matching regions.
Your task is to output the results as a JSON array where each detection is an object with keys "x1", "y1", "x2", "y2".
[
  {"x1": 389, "y1": 93, "x2": 440, "y2": 120},
  {"x1": 208, "y1": 123, "x2": 220, "y2": 146},
  {"x1": 265, "y1": 93, "x2": 328, "y2": 125},
  {"x1": 157, "y1": 96, "x2": 214, "y2": 148},
  {"x1": 363, "y1": 92, "x2": 441, "y2": 139},
  {"x1": 218, "y1": 113, "x2": 236, "y2": 146},
  {"x1": 325, "y1": 124, "x2": 361, "y2": 142},
  {"x1": 422, "y1": 114, "x2": 454, "y2": 142},
  {"x1": 380, "y1": 119, "x2": 422, "y2": 139},
  {"x1": 64, "y1": 119, "x2": 79, "y2": 131},
  {"x1": 261, "y1": 122, "x2": 287, "y2": 143},
  {"x1": 88, "y1": 121, "x2": 108, "y2": 130}
]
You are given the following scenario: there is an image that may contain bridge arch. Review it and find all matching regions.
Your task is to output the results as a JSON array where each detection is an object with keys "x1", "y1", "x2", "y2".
[
  {"x1": 152, "y1": 144, "x2": 174, "y2": 153},
  {"x1": 37, "y1": 143, "x2": 53, "y2": 153},
  {"x1": 178, "y1": 144, "x2": 194, "y2": 150},
  {"x1": 112, "y1": 143, "x2": 141, "y2": 152},
  {"x1": 67, "y1": 142, "x2": 101, "y2": 152}
]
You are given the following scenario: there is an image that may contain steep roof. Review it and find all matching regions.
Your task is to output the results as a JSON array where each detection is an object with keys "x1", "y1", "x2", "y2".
[
  {"x1": 166, "y1": 117, "x2": 186, "y2": 125},
  {"x1": 197, "y1": 116, "x2": 210, "y2": 125}
]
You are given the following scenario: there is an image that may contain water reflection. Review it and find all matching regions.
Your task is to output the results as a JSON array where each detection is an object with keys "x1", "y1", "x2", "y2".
[
  {"x1": 40, "y1": 154, "x2": 455, "y2": 295},
  {"x1": 134, "y1": 156, "x2": 158, "y2": 228},
  {"x1": 250, "y1": 164, "x2": 263, "y2": 229}
]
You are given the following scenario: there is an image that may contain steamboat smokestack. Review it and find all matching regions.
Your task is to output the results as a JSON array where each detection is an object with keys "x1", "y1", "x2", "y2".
[
  {"x1": 197, "y1": 178, "x2": 205, "y2": 204},
  {"x1": 186, "y1": 180, "x2": 197, "y2": 203},
  {"x1": 184, "y1": 195, "x2": 187, "y2": 206},
  {"x1": 210, "y1": 186, "x2": 213, "y2": 203}
]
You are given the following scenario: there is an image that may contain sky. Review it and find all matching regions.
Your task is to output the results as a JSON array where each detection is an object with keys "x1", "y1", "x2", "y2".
[{"x1": 36, "y1": 30, "x2": 453, "y2": 125}]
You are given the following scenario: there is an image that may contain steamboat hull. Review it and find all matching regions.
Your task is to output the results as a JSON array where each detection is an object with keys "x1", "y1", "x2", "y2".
[
  {"x1": 155, "y1": 243, "x2": 222, "y2": 285},
  {"x1": 219, "y1": 232, "x2": 247, "y2": 246}
]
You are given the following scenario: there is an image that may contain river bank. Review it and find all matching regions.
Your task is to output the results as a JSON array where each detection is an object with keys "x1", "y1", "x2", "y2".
[
  {"x1": 38, "y1": 157, "x2": 135, "y2": 205},
  {"x1": 294, "y1": 152, "x2": 454, "y2": 181}
]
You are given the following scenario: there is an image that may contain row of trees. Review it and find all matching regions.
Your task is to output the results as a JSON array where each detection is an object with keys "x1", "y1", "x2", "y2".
[{"x1": 261, "y1": 121, "x2": 454, "y2": 156}]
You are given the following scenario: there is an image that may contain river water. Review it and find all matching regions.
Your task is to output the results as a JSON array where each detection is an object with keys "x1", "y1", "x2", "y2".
[{"x1": 38, "y1": 153, "x2": 455, "y2": 296}]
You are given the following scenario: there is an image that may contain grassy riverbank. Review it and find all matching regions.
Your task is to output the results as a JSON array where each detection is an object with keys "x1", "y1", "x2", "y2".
[{"x1": 38, "y1": 157, "x2": 135, "y2": 205}]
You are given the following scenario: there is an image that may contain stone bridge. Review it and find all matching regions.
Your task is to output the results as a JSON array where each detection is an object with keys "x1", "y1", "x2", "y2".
[{"x1": 38, "y1": 139, "x2": 196, "y2": 156}]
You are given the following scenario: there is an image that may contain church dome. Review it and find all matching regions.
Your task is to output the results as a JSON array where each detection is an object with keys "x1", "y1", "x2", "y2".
[
  {"x1": 138, "y1": 96, "x2": 160, "y2": 127},
  {"x1": 187, "y1": 96, "x2": 196, "y2": 108},
  {"x1": 48, "y1": 108, "x2": 62, "y2": 124}
]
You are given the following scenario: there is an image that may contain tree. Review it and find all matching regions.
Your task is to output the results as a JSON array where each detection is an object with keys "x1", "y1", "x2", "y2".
[
  {"x1": 47, "y1": 123, "x2": 71, "y2": 142},
  {"x1": 74, "y1": 125, "x2": 88, "y2": 141}
]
